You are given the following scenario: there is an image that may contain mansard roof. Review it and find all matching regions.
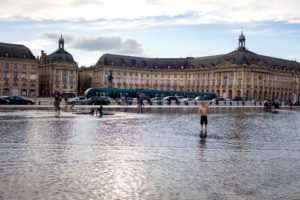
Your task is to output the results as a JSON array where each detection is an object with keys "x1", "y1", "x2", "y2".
[
  {"x1": 191, "y1": 49, "x2": 300, "y2": 71},
  {"x1": 97, "y1": 50, "x2": 300, "y2": 72},
  {"x1": 97, "y1": 54, "x2": 188, "y2": 69},
  {"x1": 0, "y1": 42, "x2": 35, "y2": 59},
  {"x1": 45, "y1": 48, "x2": 76, "y2": 64},
  {"x1": 44, "y1": 35, "x2": 76, "y2": 65}
]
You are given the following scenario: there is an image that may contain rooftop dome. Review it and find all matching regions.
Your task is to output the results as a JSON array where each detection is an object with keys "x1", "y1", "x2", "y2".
[
  {"x1": 0, "y1": 42, "x2": 35, "y2": 59},
  {"x1": 59, "y1": 34, "x2": 64, "y2": 44},
  {"x1": 45, "y1": 35, "x2": 76, "y2": 64},
  {"x1": 239, "y1": 32, "x2": 245, "y2": 40},
  {"x1": 45, "y1": 49, "x2": 75, "y2": 64},
  {"x1": 238, "y1": 32, "x2": 246, "y2": 50}
]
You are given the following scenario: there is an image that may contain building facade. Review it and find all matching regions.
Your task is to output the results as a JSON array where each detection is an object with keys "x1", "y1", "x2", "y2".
[
  {"x1": 39, "y1": 35, "x2": 78, "y2": 96},
  {"x1": 0, "y1": 42, "x2": 39, "y2": 96},
  {"x1": 78, "y1": 66, "x2": 93, "y2": 95},
  {"x1": 82, "y1": 33, "x2": 300, "y2": 101}
]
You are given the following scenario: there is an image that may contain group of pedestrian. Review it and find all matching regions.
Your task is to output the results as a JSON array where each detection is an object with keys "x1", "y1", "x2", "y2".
[
  {"x1": 53, "y1": 94, "x2": 74, "y2": 112},
  {"x1": 54, "y1": 93, "x2": 105, "y2": 118},
  {"x1": 88, "y1": 106, "x2": 103, "y2": 117},
  {"x1": 53, "y1": 92, "x2": 210, "y2": 141},
  {"x1": 54, "y1": 93, "x2": 209, "y2": 138}
]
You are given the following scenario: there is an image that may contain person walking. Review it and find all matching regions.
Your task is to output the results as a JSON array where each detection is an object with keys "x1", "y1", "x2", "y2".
[
  {"x1": 137, "y1": 93, "x2": 143, "y2": 113},
  {"x1": 198, "y1": 101, "x2": 209, "y2": 131},
  {"x1": 54, "y1": 94, "x2": 61, "y2": 114}
]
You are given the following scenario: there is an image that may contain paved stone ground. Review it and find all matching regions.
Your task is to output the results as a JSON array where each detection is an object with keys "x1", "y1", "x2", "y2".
[{"x1": 274, "y1": 192, "x2": 300, "y2": 200}]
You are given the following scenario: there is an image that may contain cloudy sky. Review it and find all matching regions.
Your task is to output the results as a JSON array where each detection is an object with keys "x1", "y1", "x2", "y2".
[{"x1": 1, "y1": 0, "x2": 300, "y2": 66}]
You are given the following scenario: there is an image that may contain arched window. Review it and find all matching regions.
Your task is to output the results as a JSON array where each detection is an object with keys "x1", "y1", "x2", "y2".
[
  {"x1": 3, "y1": 88, "x2": 10, "y2": 96},
  {"x1": 29, "y1": 89, "x2": 36, "y2": 97},
  {"x1": 21, "y1": 89, "x2": 27, "y2": 96}
]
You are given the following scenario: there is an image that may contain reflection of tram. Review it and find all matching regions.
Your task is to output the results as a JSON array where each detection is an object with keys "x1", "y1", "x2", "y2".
[{"x1": 84, "y1": 88, "x2": 216, "y2": 100}]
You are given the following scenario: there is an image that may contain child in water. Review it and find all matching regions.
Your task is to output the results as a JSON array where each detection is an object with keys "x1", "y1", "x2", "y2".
[{"x1": 97, "y1": 105, "x2": 103, "y2": 117}]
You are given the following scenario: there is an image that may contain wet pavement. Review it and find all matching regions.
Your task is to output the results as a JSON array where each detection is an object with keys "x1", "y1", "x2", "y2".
[{"x1": 0, "y1": 108, "x2": 299, "y2": 200}]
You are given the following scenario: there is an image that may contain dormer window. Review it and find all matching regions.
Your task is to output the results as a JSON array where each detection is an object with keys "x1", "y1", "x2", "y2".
[{"x1": 256, "y1": 59, "x2": 262, "y2": 64}]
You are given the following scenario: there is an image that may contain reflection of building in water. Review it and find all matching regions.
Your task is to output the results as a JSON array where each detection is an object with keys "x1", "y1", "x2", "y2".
[
  {"x1": 80, "y1": 33, "x2": 300, "y2": 101},
  {"x1": 39, "y1": 35, "x2": 78, "y2": 96},
  {"x1": 0, "y1": 42, "x2": 39, "y2": 96}
]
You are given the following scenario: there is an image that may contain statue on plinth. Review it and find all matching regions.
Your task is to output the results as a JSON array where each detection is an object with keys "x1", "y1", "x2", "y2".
[{"x1": 107, "y1": 70, "x2": 114, "y2": 88}]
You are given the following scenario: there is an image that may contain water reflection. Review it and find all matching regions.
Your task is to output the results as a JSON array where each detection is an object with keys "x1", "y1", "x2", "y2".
[{"x1": 0, "y1": 109, "x2": 299, "y2": 199}]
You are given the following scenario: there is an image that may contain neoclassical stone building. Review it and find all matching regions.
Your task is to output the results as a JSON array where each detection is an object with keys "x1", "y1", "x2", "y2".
[
  {"x1": 81, "y1": 33, "x2": 300, "y2": 101},
  {"x1": 0, "y1": 42, "x2": 39, "y2": 96},
  {"x1": 78, "y1": 66, "x2": 93, "y2": 95},
  {"x1": 39, "y1": 35, "x2": 78, "y2": 96}
]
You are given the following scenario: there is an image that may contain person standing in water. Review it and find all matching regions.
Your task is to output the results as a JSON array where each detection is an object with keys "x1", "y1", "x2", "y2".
[
  {"x1": 198, "y1": 101, "x2": 209, "y2": 131},
  {"x1": 97, "y1": 105, "x2": 103, "y2": 117}
]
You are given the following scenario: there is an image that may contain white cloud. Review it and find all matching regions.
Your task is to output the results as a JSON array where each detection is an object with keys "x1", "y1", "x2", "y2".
[
  {"x1": 16, "y1": 32, "x2": 144, "y2": 59},
  {"x1": 1, "y1": 0, "x2": 300, "y2": 25},
  {"x1": 17, "y1": 39, "x2": 53, "y2": 52},
  {"x1": 71, "y1": 36, "x2": 144, "y2": 54}
]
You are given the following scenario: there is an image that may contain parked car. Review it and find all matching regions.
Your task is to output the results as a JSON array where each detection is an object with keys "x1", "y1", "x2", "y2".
[
  {"x1": 89, "y1": 96, "x2": 111, "y2": 105},
  {"x1": 0, "y1": 97, "x2": 10, "y2": 105},
  {"x1": 2, "y1": 96, "x2": 34, "y2": 105},
  {"x1": 141, "y1": 96, "x2": 152, "y2": 105},
  {"x1": 232, "y1": 96, "x2": 244, "y2": 101},
  {"x1": 163, "y1": 96, "x2": 179, "y2": 105},
  {"x1": 251, "y1": 99, "x2": 260, "y2": 103},
  {"x1": 209, "y1": 97, "x2": 230, "y2": 105},
  {"x1": 151, "y1": 97, "x2": 163, "y2": 105},
  {"x1": 68, "y1": 96, "x2": 90, "y2": 105},
  {"x1": 194, "y1": 96, "x2": 206, "y2": 101},
  {"x1": 151, "y1": 97, "x2": 163, "y2": 101},
  {"x1": 163, "y1": 96, "x2": 178, "y2": 101},
  {"x1": 251, "y1": 99, "x2": 262, "y2": 105},
  {"x1": 175, "y1": 96, "x2": 184, "y2": 101},
  {"x1": 117, "y1": 97, "x2": 134, "y2": 105},
  {"x1": 210, "y1": 97, "x2": 230, "y2": 102},
  {"x1": 293, "y1": 101, "x2": 300, "y2": 106},
  {"x1": 61, "y1": 92, "x2": 76, "y2": 98},
  {"x1": 125, "y1": 97, "x2": 134, "y2": 105},
  {"x1": 182, "y1": 98, "x2": 194, "y2": 105}
]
